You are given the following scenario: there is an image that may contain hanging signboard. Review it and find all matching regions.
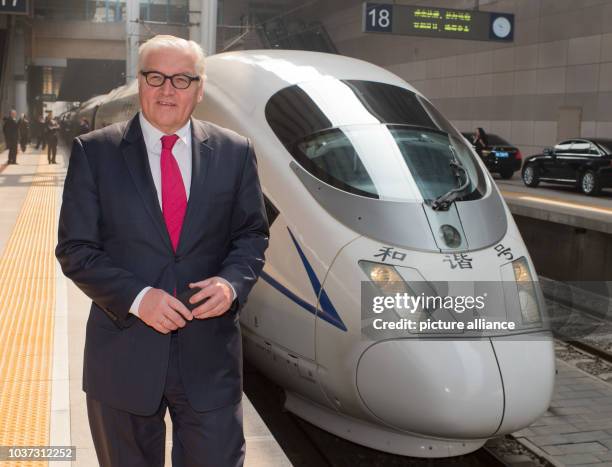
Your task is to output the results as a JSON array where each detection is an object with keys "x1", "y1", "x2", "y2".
[
  {"x1": 363, "y1": 3, "x2": 514, "y2": 42},
  {"x1": 0, "y1": 0, "x2": 28, "y2": 15}
]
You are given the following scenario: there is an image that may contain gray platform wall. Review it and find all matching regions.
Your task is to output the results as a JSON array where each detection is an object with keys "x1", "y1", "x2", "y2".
[{"x1": 514, "y1": 214, "x2": 612, "y2": 282}]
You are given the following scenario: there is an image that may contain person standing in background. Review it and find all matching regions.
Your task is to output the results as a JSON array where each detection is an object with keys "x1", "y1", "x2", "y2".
[
  {"x1": 3, "y1": 110, "x2": 19, "y2": 164},
  {"x1": 35, "y1": 115, "x2": 46, "y2": 149},
  {"x1": 472, "y1": 127, "x2": 489, "y2": 156},
  {"x1": 18, "y1": 113, "x2": 30, "y2": 152},
  {"x1": 46, "y1": 116, "x2": 59, "y2": 164}
]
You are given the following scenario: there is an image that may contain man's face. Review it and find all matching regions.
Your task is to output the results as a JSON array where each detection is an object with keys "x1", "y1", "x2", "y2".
[
  {"x1": 10, "y1": 110, "x2": 16, "y2": 119},
  {"x1": 138, "y1": 47, "x2": 204, "y2": 135}
]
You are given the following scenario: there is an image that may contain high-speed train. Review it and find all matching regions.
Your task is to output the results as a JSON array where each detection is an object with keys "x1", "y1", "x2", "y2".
[{"x1": 67, "y1": 50, "x2": 555, "y2": 458}]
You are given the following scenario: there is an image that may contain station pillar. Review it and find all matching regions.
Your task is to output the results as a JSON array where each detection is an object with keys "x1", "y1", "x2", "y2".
[
  {"x1": 13, "y1": 24, "x2": 27, "y2": 115},
  {"x1": 125, "y1": 0, "x2": 139, "y2": 83},
  {"x1": 190, "y1": 0, "x2": 218, "y2": 56}
]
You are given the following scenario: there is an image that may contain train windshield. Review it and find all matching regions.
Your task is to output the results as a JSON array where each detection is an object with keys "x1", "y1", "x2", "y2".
[
  {"x1": 266, "y1": 80, "x2": 486, "y2": 202},
  {"x1": 294, "y1": 125, "x2": 481, "y2": 201}
]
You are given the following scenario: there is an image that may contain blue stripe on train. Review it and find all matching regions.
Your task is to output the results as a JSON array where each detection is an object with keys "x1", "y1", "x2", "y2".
[{"x1": 257, "y1": 228, "x2": 347, "y2": 332}]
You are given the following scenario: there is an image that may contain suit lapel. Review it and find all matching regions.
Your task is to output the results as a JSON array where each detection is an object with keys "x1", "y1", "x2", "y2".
[
  {"x1": 121, "y1": 115, "x2": 173, "y2": 252},
  {"x1": 176, "y1": 119, "x2": 211, "y2": 255}
]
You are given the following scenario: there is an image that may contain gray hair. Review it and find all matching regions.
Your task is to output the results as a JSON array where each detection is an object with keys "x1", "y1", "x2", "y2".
[{"x1": 138, "y1": 35, "x2": 206, "y2": 79}]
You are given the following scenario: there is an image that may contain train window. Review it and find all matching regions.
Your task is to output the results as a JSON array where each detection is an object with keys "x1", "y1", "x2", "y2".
[
  {"x1": 266, "y1": 80, "x2": 486, "y2": 202},
  {"x1": 343, "y1": 80, "x2": 436, "y2": 128},
  {"x1": 265, "y1": 85, "x2": 332, "y2": 148},
  {"x1": 389, "y1": 126, "x2": 482, "y2": 201},
  {"x1": 412, "y1": 95, "x2": 464, "y2": 142},
  {"x1": 263, "y1": 195, "x2": 279, "y2": 226},
  {"x1": 293, "y1": 125, "x2": 484, "y2": 202},
  {"x1": 265, "y1": 81, "x2": 442, "y2": 148},
  {"x1": 295, "y1": 128, "x2": 378, "y2": 198}
]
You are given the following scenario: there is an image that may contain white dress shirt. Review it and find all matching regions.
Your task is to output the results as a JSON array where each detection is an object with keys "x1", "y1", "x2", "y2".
[{"x1": 129, "y1": 112, "x2": 236, "y2": 317}]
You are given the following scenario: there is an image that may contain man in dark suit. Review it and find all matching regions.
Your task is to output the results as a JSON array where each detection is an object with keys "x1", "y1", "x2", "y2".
[
  {"x1": 3, "y1": 109, "x2": 19, "y2": 164},
  {"x1": 35, "y1": 115, "x2": 46, "y2": 149},
  {"x1": 55, "y1": 35, "x2": 269, "y2": 467},
  {"x1": 45, "y1": 115, "x2": 60, "y2": 164}
]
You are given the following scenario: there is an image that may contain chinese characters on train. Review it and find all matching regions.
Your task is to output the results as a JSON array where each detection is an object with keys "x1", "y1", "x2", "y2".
[
  {"x1": 374, "y1": 247, "x2": 406, "y2": 262},
  {"x1": 494, "y1": 243, "x2": 514, "y2": 261},
  {"x1": 372, "y1": 244, "x2": 513, "y2": 270},
  {"x1": 443, "y1": 253, "x2": 473, "y2": 270}
]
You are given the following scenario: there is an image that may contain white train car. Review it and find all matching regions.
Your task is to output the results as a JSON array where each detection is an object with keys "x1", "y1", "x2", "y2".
[{"x1": 79, "y1": 50, "x2": 555, "y2": 458}]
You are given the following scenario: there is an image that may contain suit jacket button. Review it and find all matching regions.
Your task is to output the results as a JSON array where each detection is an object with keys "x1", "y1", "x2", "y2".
[{"x1": 175, "y1": 255, "x2": 182, "y2": 263}]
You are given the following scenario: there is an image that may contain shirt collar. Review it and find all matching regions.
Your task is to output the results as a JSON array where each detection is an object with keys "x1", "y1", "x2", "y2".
[{"x1": 139, "y1": 111, "x2": 191, "y2": 153}]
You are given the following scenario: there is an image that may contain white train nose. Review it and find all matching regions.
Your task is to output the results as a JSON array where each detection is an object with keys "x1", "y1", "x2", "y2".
[
  {"x1": 356, "y1": 339, "x2": 504, "y2": 439},
  {"x1": 490, "y1": 334, "x2": 555, "y2": 435}
]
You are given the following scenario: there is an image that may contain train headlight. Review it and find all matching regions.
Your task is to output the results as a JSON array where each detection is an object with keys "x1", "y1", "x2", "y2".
[
  {"x1": 512, "y1": 257, "x2": 541, "y2": 324},
  {"x1": 439, "y1": 225, "x2": 462, "y2": 248},
  {"x1": 359, "y1": 261, "x2": 409, "y2": 295}
]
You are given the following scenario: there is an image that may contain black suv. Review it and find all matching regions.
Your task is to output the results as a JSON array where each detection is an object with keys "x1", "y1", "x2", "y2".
[
  {"x1": 521, "y1": 138, "x2": 612, "y2": 196},
  {"x1": 462, "y1": 133, "x2": 522, "y2": 179}
]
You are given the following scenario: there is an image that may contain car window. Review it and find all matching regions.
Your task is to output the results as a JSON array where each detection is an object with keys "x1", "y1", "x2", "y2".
[
  {"x1": 594, "y1": 140, "x2": 612, "y2": 154},
  {"x1": 570, "y1": 142, "x2": 590, "y2": 154},
  {"x1": 486, "y1": 134, "x2": 511, "y2": 146},
  {"x1": 588, "y1": 144, "x2": 601, "y2": 155},
  {"x1": 554, "y1": 141, "x2": 572, "y2": 153}
]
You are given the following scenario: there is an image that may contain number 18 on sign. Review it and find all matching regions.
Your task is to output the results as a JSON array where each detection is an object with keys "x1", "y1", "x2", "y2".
[{"x1": 364, "y1": 3, "x2": 392, "y2": 32}]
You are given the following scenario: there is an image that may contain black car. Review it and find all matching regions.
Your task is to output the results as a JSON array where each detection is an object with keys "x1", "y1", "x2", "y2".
[
  {"x1": 521, "y1": 138, "x2": 612, "y2": 196},
  {"x1": 462, "y1": 132, "x2": 522, "y2": 179}
]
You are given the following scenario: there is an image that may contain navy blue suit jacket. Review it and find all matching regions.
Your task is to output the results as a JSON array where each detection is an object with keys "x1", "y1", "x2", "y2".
[{"x1": 55, "y1": 114, "x2": 269, "y2": 415}]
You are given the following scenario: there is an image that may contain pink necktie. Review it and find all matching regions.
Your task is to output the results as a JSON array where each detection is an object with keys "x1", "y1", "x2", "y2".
[{"x1": 160, "y1": 134, "x2": 187, "y2": 252}]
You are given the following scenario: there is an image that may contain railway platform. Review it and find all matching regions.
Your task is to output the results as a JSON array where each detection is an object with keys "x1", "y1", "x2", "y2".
[
  {"x1": 515, "y1": 355, "x2": 612, "y2": 466},
  {"x1": 497, "y1": 179, "x2": 612, "y2": 235},
  {"x1": 496, "y1": 178, "x2": 612, "y2": 284},
  {"x1": 0, "y1": 146, "x2": 291, "y2": 467}
]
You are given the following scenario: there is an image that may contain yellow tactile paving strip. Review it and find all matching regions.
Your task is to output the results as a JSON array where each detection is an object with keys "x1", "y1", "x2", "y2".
[{"x1": 0, "y1": 154, "x2": 58, "y2": 466}]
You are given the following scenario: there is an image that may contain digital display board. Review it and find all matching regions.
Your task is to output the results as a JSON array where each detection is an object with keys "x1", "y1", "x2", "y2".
[
  {"x1": 363, "y1": 3, "x2": 514, "y2": 42},
  {"x1": 0, "y1": 0, "x2": 28, "y2": 15}
]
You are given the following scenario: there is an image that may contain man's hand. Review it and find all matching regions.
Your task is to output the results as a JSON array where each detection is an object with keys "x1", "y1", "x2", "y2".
[
  {"x1": 139, "y1": 288, "x2": 193, "y2": 334},
  {"x1": 188, "y1": 277, "x2": 234, "y2": 319}
]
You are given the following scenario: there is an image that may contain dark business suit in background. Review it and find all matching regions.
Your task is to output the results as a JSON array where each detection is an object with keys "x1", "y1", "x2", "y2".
[
  {"x1": 55, "y1": 114, "x2": 269, "y2": 466},
  {"x1": 3, "y1": 114, "x2": 18, "y2": 164}
]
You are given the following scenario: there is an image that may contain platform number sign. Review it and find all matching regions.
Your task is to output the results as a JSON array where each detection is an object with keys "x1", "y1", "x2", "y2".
[
  {"x1": 364, "y1": 3, "x2": 393, "y2": 33},
  {"x1": 0, "y1": 0, "x2": 28, "y2": 15},
  {"x1": 362, "y1": 2, "x2": 514, "y2": 42}
]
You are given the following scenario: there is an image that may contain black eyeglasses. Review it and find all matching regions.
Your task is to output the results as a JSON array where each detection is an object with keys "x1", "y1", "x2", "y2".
[{"x1": 140, "y1": 71, "x2": 201, "y2": 90}]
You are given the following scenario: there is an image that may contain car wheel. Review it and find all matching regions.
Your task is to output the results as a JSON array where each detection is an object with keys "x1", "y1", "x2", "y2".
[
  {"x1": 580, "y1": 170, "x2": 602, "y2": 196},
  {"x1": 522, "y1": 164, "x2": 540, "y2": 187},
  {"x1": 499, "y1": 169, "x2": 514, "y2": 179}
]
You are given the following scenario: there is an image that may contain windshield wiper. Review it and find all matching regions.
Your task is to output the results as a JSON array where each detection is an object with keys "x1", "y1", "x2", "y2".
[{"x1": 430, "y1": 161, "x2": 470, "y2": 211}]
